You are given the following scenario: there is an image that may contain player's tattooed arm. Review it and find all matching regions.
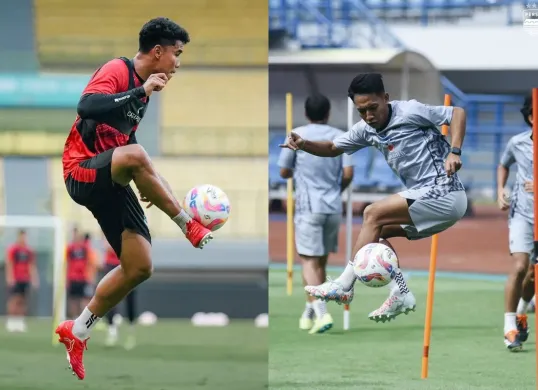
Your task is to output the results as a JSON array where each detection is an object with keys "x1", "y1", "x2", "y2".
[{"x1": 77, "y1": 87, "x2": 146, "y2": 119}]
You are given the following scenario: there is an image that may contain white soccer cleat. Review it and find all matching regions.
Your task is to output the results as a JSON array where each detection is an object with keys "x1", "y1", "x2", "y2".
[
  {"x1": 305, "y1": 278, "x2": 354, "y2": 305},
  {"x1": 368, "y1": 292, "x2": 417, "y2": 323}
]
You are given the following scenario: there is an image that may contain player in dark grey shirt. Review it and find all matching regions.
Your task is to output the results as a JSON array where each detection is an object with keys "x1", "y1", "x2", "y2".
[{"x1": 280, "y1": 73, "x2": 467, "y2": 323}]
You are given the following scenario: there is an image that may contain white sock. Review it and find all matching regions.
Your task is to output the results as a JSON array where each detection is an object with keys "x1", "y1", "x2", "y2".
[
  {"x1": 172, "y1": 209, "x2": 192, "y2": 233},
  {"x1": 72, "y1": 307, "x2": 101, "y2": 340},
  {"x1": 390, "y1": 269, "x2": 410, "y2": 296},
  {"x1": 302, "y1": 302, "x2": 314, "y2": 318},
  {"x1": 108, "y1": 324, "x2": 118, "y2": 338},
  {"x1": 504, "y1": 312, "x2": 517, "y2": 334},
  {"x1": 335, "y1": 262, "x2": 357, "y2": 290},
  {"x1": 312, "y1": 300, "x2": 328, "y2": 318},
  {"x1": 517, "y1": 299, "x2": 529, "y2": 315}
]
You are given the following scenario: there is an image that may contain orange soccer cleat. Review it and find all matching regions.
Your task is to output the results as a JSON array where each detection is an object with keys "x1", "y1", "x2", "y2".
[{"x1": 55, "y1": 320, "x2": 88, "y2": 380}]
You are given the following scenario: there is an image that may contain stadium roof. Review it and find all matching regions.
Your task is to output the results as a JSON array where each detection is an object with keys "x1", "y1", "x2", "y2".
[{"x1": 269, "y1": 48, "x2": 437, "y2": 72}]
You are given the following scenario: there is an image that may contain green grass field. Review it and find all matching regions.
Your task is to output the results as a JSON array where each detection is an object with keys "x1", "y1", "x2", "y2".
[
  {"x1": 0, "y1": 318, "x2": 267, "y2": 389},
  {"x1": 269, "y1": 269, "x2": 536, "y2": 390}
]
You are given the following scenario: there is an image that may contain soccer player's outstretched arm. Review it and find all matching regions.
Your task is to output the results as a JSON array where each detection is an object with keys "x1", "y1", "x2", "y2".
[
  {"x1": 280, "y1": 122, "x2": 370, "y2": 157},
  {"x1": 497, "y1": 138, "x2": 515, "y2": 210}
]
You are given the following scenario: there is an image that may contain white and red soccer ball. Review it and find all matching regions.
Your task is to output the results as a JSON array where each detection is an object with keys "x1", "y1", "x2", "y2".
[
  {"x1": 183, "y1": 184, "x2": 231, "y2": 231},
  {"x1": 353, "y1": 243, "x2": 399, "y2": 288}
]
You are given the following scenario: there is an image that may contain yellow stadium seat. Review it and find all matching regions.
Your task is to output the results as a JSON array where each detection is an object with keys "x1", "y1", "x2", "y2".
[
  {"x1": 0, "y1": 132, "x2": 65, "y2": 155},
  {"x1": 161, "y1": 69, "x2": 267, "y2": 156},
  {"x1": 35, "y1": 0, "x2": 266, "y2": 67},
  {"x1": 0, "y1": 158, "x2": 5, "y2": 214}
]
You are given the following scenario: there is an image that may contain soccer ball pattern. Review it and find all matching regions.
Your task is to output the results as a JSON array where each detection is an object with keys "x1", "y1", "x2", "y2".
[
  {"x1": 183, "y1": 184, "x2": 231, "y2": 231},
  {"x1": 353, "y1": 243, "x2": 398, "y2": 288}
]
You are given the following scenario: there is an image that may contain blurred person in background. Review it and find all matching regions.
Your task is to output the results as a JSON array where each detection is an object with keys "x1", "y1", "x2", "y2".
[
  {"x1": 102, "y1": 239, "x2": 138, "y2": 350},
  {"x1": 5, "y1": 229, "x2": 39, "y2": 332},
  {"x1": 497, "y1": 93, "x2": 536, "y2": 352},
  {"x1": 66, "y1": 229, "x2": 99, "y2": 318},
  {"x1": 278, "y1": 94, "x2": 354, "y2": 334}
]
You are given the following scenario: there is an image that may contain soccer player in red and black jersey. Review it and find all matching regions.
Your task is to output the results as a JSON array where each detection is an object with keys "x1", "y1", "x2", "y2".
[
  {"x1": 5, "y1": 229, "x2": 39, "y2": 333},
  {"x1": 55, "y1": 17, "x2": 213, "y2": 380},
  {"x1": 66, "y1": 229, "x2": 99, "y2": 319}
]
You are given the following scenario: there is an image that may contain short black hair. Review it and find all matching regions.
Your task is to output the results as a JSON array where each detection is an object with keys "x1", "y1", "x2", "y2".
[
  {"x1": 521, "y1": 93, "x2": 533, "y2": 127},
  {"x1": 139, "y1": 17, "x2": 190, "y2": 53},
  {"x1": 305, "y1": 94, "x2": 331, "y2": 122},
  {"x1": 84, "y1": 233, "x2": 91, "y2": 241},
  {"x1": 348, "y1": 73, "x2": 385, "y2": 100},
  {"x1": 18, "y1": 229, "x2": 26, "y2": 235}
]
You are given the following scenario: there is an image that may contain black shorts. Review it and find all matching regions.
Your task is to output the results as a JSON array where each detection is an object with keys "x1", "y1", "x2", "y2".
[
  {"x1": 68, "y1": 281, "x2": 94, "y2": 298},
  {"x1": 10, "y1": 282, "x2": 28, "y2": 296},
  {"x1": 65, "y1": 148, "x2": 151, "y2": 257}
]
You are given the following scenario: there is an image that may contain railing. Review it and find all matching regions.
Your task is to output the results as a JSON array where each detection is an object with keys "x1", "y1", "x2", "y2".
[
  {"x1": 269, "y1": 0, "x2": 405, "y2": 48},
  {"x1": 270, "y1": 0, "x2": 524, "y2": 32}
]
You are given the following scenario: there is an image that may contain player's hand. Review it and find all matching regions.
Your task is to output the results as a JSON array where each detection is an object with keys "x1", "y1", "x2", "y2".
[
  {"x1": 497, "y1": 189, "x2": 510, "y2": 211},
  {"x1": 444, "y1": 153, "x2": 462, "y2": 176},
  {"x1": 279, "y1": 132, "x2": 305, "y2": 151},
  {"x1": 31, "y1": 279, "x2": 39, "y2": 289},
  {"x1": 139, "y1": 191, "x2": 154, "y2": 209},
  {"x1": 524, "y1": 180, "x2": 534, "y2": 193},
  {"x1": 143, "y1": 73, "x2": 168, "y2": 96},
  {"x1": 6, "y1": 279, "x2": 14, "y2": 288}
]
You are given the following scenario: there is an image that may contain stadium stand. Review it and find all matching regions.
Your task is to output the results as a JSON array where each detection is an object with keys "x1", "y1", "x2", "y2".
[
  {"x1": 161, "y1": 69, "x2": 267, "y2": 157},
  {"x1": 35, "y1": 0, "x2": 266, "y2": 68}
]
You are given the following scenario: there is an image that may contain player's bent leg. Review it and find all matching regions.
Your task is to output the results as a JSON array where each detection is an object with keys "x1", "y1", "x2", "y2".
[
  {"x1": 110, "y1": 144, "x2": 212, "y2": 249},
  {"x1": 56, "y1": 231, "x2": 152, "y2": 380},
  {"x1": 306, "y1": 195, "x2": 414, "y2": 305},
  {"x1": 367, "y1": 225, "x2": 417, "y2": 323}
]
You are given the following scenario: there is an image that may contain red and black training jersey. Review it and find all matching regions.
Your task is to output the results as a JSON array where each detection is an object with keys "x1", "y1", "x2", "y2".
[
  {"x1": 7, "y1": 244, "x2": 35, "y2": 282},
  {"x1": 62, "y1": 57, "x2": 149, "y2": 181},
  {"x1": 66, "y1": 242, "x2": 90, "y2": 282},
  {"x1": 104, "y1": 246, "x2": 120, "y2": 267}
]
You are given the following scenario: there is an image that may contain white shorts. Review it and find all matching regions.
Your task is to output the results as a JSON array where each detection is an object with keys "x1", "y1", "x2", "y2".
[
  {"x1": 294, "y1": 213, "x2": 341, "y2": 257},
  {"x1": 509, "y1": 212, "x2": 534, "y2": 258},
  {"x1": 398, "y1": 187, "x2": 467, "y2": 240}
]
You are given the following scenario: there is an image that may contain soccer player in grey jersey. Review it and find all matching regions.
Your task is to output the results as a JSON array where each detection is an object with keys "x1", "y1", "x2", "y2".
[
  {"x1": 278, "y1": 94, "x2": 354, "y2": 334},
  {"x1": 497, "y1": 94, "x2": 536, "y2": 351},
  {"x1": 280, "y1": 73, "x2": 468, "y2": 323}
]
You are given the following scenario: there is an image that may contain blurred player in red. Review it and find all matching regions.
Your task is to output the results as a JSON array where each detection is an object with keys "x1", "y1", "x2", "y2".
[
  {"x1": 5, "y1": 229, "x2": 39, "y2": 332},
  {"x1": 102, "y1": 240, "x2": 138, "y2": 350},
  {"x1": 66, "y1": 229, "x2": 99, "y2": 318},
  {"x1": 55, "y1": 17, "x2": 213, "y2": 380}
]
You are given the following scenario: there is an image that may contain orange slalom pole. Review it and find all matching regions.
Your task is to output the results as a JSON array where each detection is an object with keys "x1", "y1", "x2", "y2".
[
  {"x1": 532, "y1": 88, "x2": 538, "y2": 390},
  {"x1": 421, "y1": 93, "x2": 451, "y2": 379}
]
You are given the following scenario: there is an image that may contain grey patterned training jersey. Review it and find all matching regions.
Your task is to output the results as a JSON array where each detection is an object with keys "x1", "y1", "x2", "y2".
[
  {"x1": 333, "y1": 99, "x2": 464, "y2": 192},
  {"x1": 278, "y1": 123, "x2": 354, "y2": 214},
  {"x1": 500, "y1": 129, "x2": 534, "y2": 223}
]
